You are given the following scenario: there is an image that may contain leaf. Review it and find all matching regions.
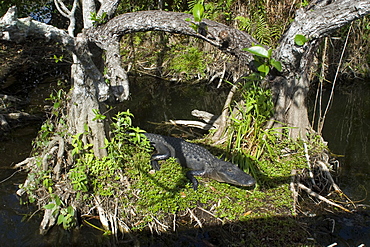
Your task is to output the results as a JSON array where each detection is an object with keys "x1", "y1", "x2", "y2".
[
  {"x1": 193, "y1": 3, "x2": 204, "y2": 22},
  {"x1": 257, "y1": 64, "x2": 270, "y2": 75},
  {"x1": 43, "y1": 203, "x2": 55, "y2": 210},
  {"x1": 54, "y1": 195, "x2": 62, "y2": 206},
  {"x1": 57, "y1": 214, "x2": 64, "y2": 225},
  {"x1": 270, "y1": 59, "x2": 282, "y2": 72},
  {"x1": 267, "y1": 48, "x2": 272, "y2": 59},
  {"x1": 244, "y1": 45, "x2": 269, "y2": 58},
  {"x1": 294, "y1": 34, "x2": 308, "y2": 46}
]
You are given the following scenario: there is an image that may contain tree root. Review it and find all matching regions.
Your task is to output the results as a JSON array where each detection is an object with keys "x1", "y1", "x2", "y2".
[
  {"x1": 291, "y1": 144, "x2": 355, "y2": 214},
  {"x1": 40, "y1": 199, "x2": 59, "y2": 235},
  {"x1": 297, "y1": 183, "x2": 350, "y2": 213}
]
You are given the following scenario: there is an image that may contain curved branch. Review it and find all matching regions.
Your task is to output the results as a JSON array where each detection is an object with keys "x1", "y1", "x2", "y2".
[
  {"x1": 0, "y1": 7, "x2": 75, "y2": 48},
  {"x1": 276, "y1": 0, "x2": 370, "y2": 73},
  {"x1": 88, "y1": 11, "x2": 256, "y2": 62},
  {"x1": 85, "y1": 10, "x2": 258, "y2": 101}
]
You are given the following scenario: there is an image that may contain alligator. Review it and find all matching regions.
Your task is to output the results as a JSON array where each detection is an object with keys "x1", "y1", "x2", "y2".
[{"x1": 143, "y1": 133, "x2": 256, "y2": 190}]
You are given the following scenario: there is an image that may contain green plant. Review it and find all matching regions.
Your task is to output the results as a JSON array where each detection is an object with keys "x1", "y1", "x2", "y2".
[
  {"x1": 52, "y1": 54, "x2": 63, "y2": 63},
  {"x1": 169, "y1": 46, "x2": 207, "y2": 79},
  {"x1": 69, "y1": 162, "x2": 89, "y2": 192},
  {"x1": 243, "y1": 45, "x2": 282, "y2": 77},
  {"x1": 187, "y1": 0, "x2": 234, "y2": 23},
  {"x1": 294, "y1": 34, "x2": 308, "y2": 46},
  {"x1": 44, "y1": 194, "x2": 76, "y2": 230},
  {"x1": 236, "y1": 8, "x2": 281, "y2": 46},
  {"x1": 185, "y1": 2, "x2": 205, "y2": 32},
  {"x1": 203, "y1": 0, "x2": 234, "y2": 22},
  {"x1": 45, "y1": 89, "x2": 66, "y2": 117},
  {"x1": 224, "y1": 45, "x2": 282, "y2": 183},
  {"x1": 92, "y1": 108, "x2": 107, "y2": 121},
  {"x1": 300, "y1": 0, "x2": 310, "y2": 8},
  {"x1": 90, "y1": 11, "x2": 108, "y2": 26}
]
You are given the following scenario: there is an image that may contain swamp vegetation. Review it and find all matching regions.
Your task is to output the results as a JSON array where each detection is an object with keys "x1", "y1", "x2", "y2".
[{"x1": 1, "y1": 0, "x2": 370, "y2": 246}]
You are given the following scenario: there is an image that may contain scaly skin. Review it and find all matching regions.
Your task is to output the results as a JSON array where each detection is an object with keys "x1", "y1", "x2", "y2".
[{"x1": 144, "y1": 133, "x2": 256, "y2": 190}]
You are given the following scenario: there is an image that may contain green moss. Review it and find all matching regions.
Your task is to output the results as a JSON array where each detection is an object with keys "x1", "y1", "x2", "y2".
[
  {"x1": 119, "y1": 145, "x2": 303, "y2": 226},
  {"x1": 168, "y1": 46, "x2": 207, "y2": 79}
]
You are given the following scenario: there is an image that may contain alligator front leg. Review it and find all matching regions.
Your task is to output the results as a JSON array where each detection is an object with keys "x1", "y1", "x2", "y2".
[
  {"x1": 186, "y1": 170, "x2": 206, "y2": 190},
  {"x1": 150, "y1": 143, "x2": 171, "y2": 171}
]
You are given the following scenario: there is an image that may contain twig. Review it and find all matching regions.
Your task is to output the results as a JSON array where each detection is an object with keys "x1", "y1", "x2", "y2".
[
  {"x1": 151, "y1": 215, "x2": 169, "y2": 232},
  {"x1": 297, "y1": 183, "x2": 351, "y2": 212},
  {"x1": 117, "y1": 218, "x2": 131, "y2": 233},
  {"x1": 317, "y1": 160, "x2": 356, "y2": 208},
  {"x1": 198, "y1": 206, "x2": 224, "y2": 223},
  {"x1": 40, "y1": 198, "x2": 59, "y2": 235},
  {"x1": 54, "y1": 136, "x2": 65, "y2": 180},
  {"x1": 212, "y1": 82, "x2": 239, "y2": 142},
  {"x1": 94, "y1": 196, "x2": 110, "y2": 231},
  {"x1": 0, "y1": 170, "x2": 21, "y2": 183},
  {"x1": 42, "y1": 146, "x2": 58, "y2": 171},
  {"x1": 319, "y1": 23, "x2": 352, "y2": 133},
  {"x1": 327, "y1": 243, "x2": 338, "y2": 247},
  {"x1": 173, "y1": 213, "x2": 176, "y2": 232},
  {"x1": 316, "y1": 161, "x2": 341, "y2": 192},
  {"x1": 303, "y1": 143, "x2": 315, "y2": 186},
  {"x1": 187, "y1": 208, "x2": 203, "y2": 228},
  {"x1": 13, "y1": 157, "x2": 36, "y2": 169},
  {"x1": 168, "y1": 119, "x2": 216, "y2": 130},
  {"x1": 290, "y1": 170, "x2": 298, "y2": 214}
]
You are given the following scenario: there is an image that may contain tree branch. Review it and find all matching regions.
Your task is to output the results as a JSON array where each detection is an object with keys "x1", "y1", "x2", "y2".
[
  {"x1": 88, "y1": 11, "x2": 256, "y2": 62},
  {"x1": 276, "y1": 0, "x2": 370, "y2": 73},
  {"x1": 54, "y1": 0, "x2": 78, "y2": 36},
  {"x1": 85, "y1": 10, "x2": 257, "y2": 101},
  {"x1": 97, "y1": 0, "x2": 120, "y2": 19},
  {"x1": 0, "y1": 7, "x2": 75, "y2": 48}
]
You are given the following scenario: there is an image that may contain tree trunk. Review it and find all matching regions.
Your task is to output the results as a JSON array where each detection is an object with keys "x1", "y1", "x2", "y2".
[{"x1": 272, "y1": 0, "x2": 370, "y2": 139}]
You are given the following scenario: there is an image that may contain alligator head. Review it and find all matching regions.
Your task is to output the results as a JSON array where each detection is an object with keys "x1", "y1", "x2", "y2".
[{"x1": 208, "y1": 160, "x2": 256, "y2": 187}]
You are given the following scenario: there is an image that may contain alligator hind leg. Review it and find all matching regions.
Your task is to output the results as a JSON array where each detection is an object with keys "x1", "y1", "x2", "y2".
[{"x1": 150, "y1": 143, "x2": 171, "y2": 171}]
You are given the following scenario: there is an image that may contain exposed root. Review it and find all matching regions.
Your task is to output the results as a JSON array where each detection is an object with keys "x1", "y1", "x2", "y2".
[
  {"x1": 292, "y1": 144, "x2": 356, "y2": 214},
  {"x1": 187, "y1": 207, "x2": 203, "y2": 228},
  {"x1": 297, "y1": 183, "x2": 350, "y2": 213},
  {"x1": 40, "y1": 198, "x2": 59, "y2": 235}
]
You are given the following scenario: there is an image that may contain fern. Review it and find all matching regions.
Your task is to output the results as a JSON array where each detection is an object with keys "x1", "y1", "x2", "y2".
[
  {"x1": 236, "y1": 8, "x2": 281, "y2": 46},
  {"x1": 187, "y1": 0, "x2": 203, "y2": 10}
]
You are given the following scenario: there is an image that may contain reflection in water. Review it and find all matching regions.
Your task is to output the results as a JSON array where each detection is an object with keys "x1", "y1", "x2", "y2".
[
  {"x1": 0, "y1": 126, "x2": 101, "y2": 246},
  {"x1": 321, "y1": 83, "x2": 370, "y2": 204},
  {"x1": 315, "y1": 81, "x2": 370, "y2": 246}
]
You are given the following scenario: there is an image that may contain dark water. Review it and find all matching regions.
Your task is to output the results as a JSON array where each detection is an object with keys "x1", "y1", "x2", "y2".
[
  {"x1": 1, "y1": 77, "x2": 370, "y2": 246},
  {"x1": 122, "y1": 76, "x2": 228, "y2": 134},
  {"x1": 322, "y1": 84, "x2": 370, "y2": 204},
  {"x1": 312, "y1": 81, "x2": 370, "y2": 246}
]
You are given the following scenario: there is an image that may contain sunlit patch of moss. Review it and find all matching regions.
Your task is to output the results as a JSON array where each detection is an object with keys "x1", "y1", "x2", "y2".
[{"x1": 116, "y1": 136, "x2": 308, "y2": 226}]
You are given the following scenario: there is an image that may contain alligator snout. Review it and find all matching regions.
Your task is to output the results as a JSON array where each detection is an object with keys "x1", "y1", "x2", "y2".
[{"x1": 209, "y1": 161, "x2": 256, "y2": 187}]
